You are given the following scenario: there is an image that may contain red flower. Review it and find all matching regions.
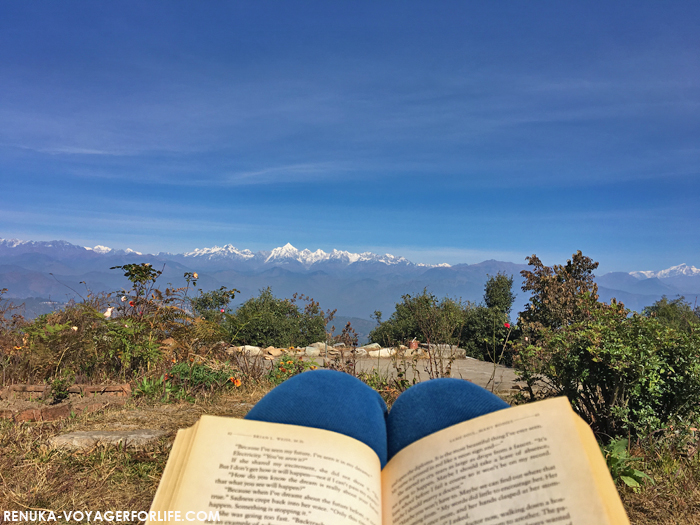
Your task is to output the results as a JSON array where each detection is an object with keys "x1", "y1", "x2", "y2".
[
  {"x1": 504, "y1": 323, "x2": 511, "y2": 329},
  {"x1": 220, "y1": 308, "x2": 225, "y2": 313},
  {"x1": 129, "y1": 300, "x2": 135, "y2": 307}
]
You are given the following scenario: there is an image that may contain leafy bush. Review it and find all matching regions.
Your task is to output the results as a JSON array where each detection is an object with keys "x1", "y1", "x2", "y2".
[
  {"x1": 224, "y1": 288, "x2": 331, "y2": 348},
  {"x1": 167, "y1": 361, "x2": 239, "y2": 390},
  {"x1": 190, "y1": 286, "x2": 240, "y2": 322},
  {"x1": 460, "y1": 305, "x2": 512, "y2": 362},
  {"x1": 371, "y1": 277, "x2": 516, "y2": 364},
  {"x1": 514, "y1": 294, "x2": 700, "y2": 440},
  {"x1": 643, "y1": 295, "x2": 700, "y2": 334},
  {"x1": 369, "y1": 289, "x2": 465, "y2": 347}
]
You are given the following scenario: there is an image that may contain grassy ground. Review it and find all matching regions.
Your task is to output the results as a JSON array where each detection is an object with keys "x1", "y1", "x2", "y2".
[
  {"x1": 0, "y1": 383, "x2": 698, "y2": 524},
  {"x1": 620, "y1": 441, "x2": 700, "y2": 525},
  {"x1": 0, "y1": 387, "x2": 269, "y2": 523}
]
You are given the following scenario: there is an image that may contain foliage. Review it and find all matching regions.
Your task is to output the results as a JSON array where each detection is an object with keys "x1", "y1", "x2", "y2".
[
  {"x1": 369, "y1": 289, "x2": 464, "y2": 347},
  {"x1": 267, "y1": 354, "x2": 318, "y2": 386},
  {"x1": 371, "y1": 279, "x2": 517, "y2": 367},
  {"x1": 643, "y1": 295, "x2": 699, "y2": 334},
  {"x1": 519, "y1": 250, "x2": 599, "y2": 335},
  {"x1": 105, "y1": 319, "x2": 161, "y2": 376},
  {"x1": 224, "y1": 288, "x2": 332, "y2": 348},
  {"x1": 601, "y1": 438, "x2": 653, "y2": 490},
  {"x1": 460, "y1": 306, "x2": 512, "y2": 361},
  {"x1": 133, "y1": 375, "x2": 191, "y2": 402},
  {"x1": 190, "y1": 286, "x2": 240, "y2": 322},
  {"x1": 513, "y1": 294, "x2": 700, "y2": 439},
  {"x1": 49, "y1": 371, "x2": 74, "y2": 404},
  {"x1": 484, "y1": 272, "x2": 516, "y2": 315},
  {"x1": 166, "y1": 360, "x2": 241, "y2": 393}
]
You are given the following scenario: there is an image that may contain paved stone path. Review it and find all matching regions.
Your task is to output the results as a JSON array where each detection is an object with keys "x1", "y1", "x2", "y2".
[{"x1": 323, "y1": 357, "x2": 523, "y2": 392}]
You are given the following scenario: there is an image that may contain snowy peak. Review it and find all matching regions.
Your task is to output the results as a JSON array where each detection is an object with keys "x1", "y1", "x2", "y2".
[
  {"x1": 87, "y1": 245, "x2": 112, "y2": 254},
  {"x1": 184, "y1": 244, "x2": 255, "y2": 260},
  {"x1": 265, "y1": 243, "x2": 326, "y2": 265},
  {"x1": 263, "y1": 243, "x2": 419, "y2": 267},
  {"x1": 630, "y1": 263, "x2": 700, "y2": 279},
  {"x1": 85, "y1": 245, "x2": 142, "y2": 255}
]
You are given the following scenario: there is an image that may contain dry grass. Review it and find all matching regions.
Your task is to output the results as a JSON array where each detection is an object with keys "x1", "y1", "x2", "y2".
[
  {"x1": 619, "y1": 441, "x2": 700, "y2": 525},
  {"x1": 1, "y1": 381, "x2": 698, "y2": 525},
  {"x1": 0, "y1": 386, "x2": 270, "y2": 524}
]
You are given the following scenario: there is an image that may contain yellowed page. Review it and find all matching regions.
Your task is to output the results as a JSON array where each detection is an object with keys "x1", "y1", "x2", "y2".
[
  {"x1": 158, "y1": 416, "x2": 382, "y2": 525},
  {"x1": 382, "y1": 397, "x2": 626, "y2": 525},
  {"x1": 148, "y1": 423, "x2": 199, "y2": 516},
  {"x1": 573, "y1": 417, "x2": 630, "y2": 524}
]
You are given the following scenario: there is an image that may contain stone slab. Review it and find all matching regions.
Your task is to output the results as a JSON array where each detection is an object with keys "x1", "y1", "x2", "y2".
[{"x1": 49, "y1": 429, "x2": 167, "y2": 450}]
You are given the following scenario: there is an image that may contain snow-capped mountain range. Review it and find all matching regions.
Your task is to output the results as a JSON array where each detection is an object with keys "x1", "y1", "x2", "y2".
[
  {"x1": 630, "y1": 264, "x2": 700, "y2": 279},
  {"x1": 1, "y1": 238, "x2": 698, "y2": 319},
  {"x1": 182, "y1": 242, "x2": 448, "y2": 268}
]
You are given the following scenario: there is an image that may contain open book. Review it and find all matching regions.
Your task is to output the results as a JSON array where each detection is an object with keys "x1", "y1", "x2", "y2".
[{"x1": 148, "y1": 397, "x2": 629, "y2": 525}]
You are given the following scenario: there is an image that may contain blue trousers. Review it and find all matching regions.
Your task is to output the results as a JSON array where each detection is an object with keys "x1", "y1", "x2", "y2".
[{"x1": 245, "y1": 370, "x2": 509, "y2": 468}]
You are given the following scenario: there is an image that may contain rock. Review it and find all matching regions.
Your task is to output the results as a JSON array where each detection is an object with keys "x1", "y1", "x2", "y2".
[
  {"x1": 304, "y1": 346, "x2": 321, "y2": 357},
  {"x1": 49, "y1": 429, "x2": 167, "y2": 450},
  {"x1": 332, "y1": 342, "x2": 346, "y2": 348},
  {"x1": 309, "y1": 342, "x2": 327, "y2": 349},
  {"x1": 265, "y1": 347, "x2": 283, "y2": 357},
  {"x1": 368, "y1": 348, "x2": 395, "y2": 358},
  {"x1": 354, "y1": 348, "x2": 368, "y2": 357},
  {"x1": 399, "y1": 345, "x2": 408, "y2": 350},
  {"x1": 240, "y1": 345, "x2": 263, "y2": 356},
  {"x1": 362, "y1": 343, "x2": 381, "y2": 351}
]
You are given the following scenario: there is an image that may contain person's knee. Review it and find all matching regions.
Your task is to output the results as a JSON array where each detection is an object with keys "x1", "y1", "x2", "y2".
[{"x1": 387, "y1": 378, "x2": 509, "y2": 459}]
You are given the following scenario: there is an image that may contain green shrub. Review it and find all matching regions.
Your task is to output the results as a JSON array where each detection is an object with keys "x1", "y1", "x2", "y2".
[
  {"x1": 223, "y1": 288, "x2": 329, "y2": 348},
  {"x1": 190, "y1": 286, "x2": 239, "y2": 322},
  {"x1": 643, "y1": 295, "x2": 700, "y2": 334},
  {"x1": 513, "y1": 295, "x2": 700, "y2": 440},
  {"x1": 167, "y1": 361, "x2": 239, "y2": 391},
  {"x1": 460, "y1": 305, "x2": 512, "y2": 362},
  {"x1": 370, "y1": 279, "x2": 516, "y2": 364},
  {"x1": 369, "y1": 289, "x2": 465, "y2": 347}
]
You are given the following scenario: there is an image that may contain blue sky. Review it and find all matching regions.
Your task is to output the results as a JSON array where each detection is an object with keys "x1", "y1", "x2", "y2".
[{"x1": 1, "y1": 1, "x2": 698, "y2": 272}]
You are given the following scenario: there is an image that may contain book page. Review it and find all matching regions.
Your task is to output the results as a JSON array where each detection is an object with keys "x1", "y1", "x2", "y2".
[
  {"x1": 162, "y1": 416, "x2": 383, "y2": 525},
  {"x1": 572, "y1": 417, "x2": 630, "y2": 524},
  {"x1": 382, "y1": 397, "x2": 625, "y2": 525},
  {"x1": 149, "y1": 424, "x2": 198, "y2": 514}
]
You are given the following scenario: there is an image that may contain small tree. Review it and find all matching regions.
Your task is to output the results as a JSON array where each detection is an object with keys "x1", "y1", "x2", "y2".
[
  {"x1": 643, "y1": 295, "x2": 699, "y2": 333},
  {"x1": 519, "y1": 251, "x2": 599, "y2": 335},
  {"x1": 484, "y1": 272, "x2": 516, "y2": 316},
  {"x1": 190, "y1": 286, "x2": 240, "y2": 322}
]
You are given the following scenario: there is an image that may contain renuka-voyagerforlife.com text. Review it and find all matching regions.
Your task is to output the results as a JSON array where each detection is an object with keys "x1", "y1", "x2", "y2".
[{"x1": 2, "y1": 510, "x2": 221, "y2": 522}]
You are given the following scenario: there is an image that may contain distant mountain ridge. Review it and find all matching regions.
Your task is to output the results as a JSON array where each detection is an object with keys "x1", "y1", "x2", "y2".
[
  {"x1": 179, "y1": 242, "x2": 432, "y2": 269},
  {"x1": 630, "y1": 263, "x2": 700, "y2": 279},
  {"x1": 1, "y1": 238, "x2": 698, "y2": 319}
]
